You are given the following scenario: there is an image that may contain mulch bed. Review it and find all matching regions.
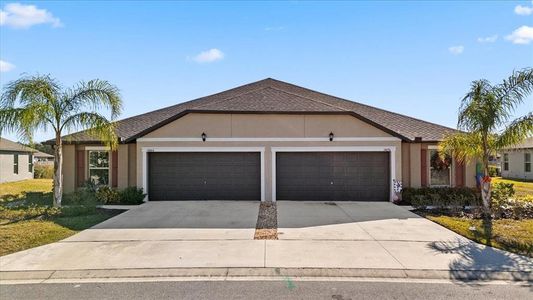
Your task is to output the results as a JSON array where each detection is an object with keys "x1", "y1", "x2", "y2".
[{"x1": 254, "y1": 202, "x2": 278, "y2": 240}]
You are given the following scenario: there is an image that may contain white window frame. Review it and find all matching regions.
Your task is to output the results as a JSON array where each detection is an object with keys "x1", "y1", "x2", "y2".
[
  {"x1": 141, "y1": 147, "x2": 266, "y2": 202},
  {"x1": 503, "y1": 153, "x2": 509, "y2": 171},
  {"x1": 428, "y1": 146, "x2": 452, "y2": 187},
  {"x1": 88, "y1": 150, "x2": 110, "y2": 186},
  {"x1": 525, "y1": 152, "x2": 531, "y2": 173},
  {"x1": 270, "y1": 146, "x2": 396, "y2": 202}
]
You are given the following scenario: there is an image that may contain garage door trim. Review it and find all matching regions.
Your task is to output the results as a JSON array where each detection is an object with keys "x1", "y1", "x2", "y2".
[
  {"x1": 271, "y1": 146, "x2": 396, "y2": 202},
  {"x1": 142, "y1": 147, "x2": 265, "y2": 202}
]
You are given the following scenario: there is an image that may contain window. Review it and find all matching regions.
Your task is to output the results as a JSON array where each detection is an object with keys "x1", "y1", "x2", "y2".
[
  {"x1": 28, "y1": 154, "x2": 33, "y2": 173},
  {"x1": 503, "y1": 153, "x2": 509, "y2": 171},
  {"x1": 429, "y1": 149, "x2": 452, "y2": 186},
  {"x1": 88, "y1": 151, "x2": 109, "y2": 186},
  {"x1": 13, "y1": 154, "x2": 18, "y2": 174},
  {"x1": 525, "y1": 153, "x2": 531, "y2": 173}
]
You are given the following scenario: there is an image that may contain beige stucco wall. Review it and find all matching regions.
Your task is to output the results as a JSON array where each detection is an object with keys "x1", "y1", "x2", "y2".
[
  {"x1": 62, "y1": 145, "x2": 76, "y2": 193},
  {"x1": 501, "y1": 149, "x2": 533, "y2": 180},
  {"x1": 0, "y1": 152, "x2": 33, "y2": 184},
  {"x1": 145, "y1": 114, "x2": 391, "y2": 138}
]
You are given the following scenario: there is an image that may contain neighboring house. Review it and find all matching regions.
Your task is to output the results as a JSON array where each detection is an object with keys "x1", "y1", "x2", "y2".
[
  {"x1": 501, "y1": 137, "x2": 533, "y2": 181},
  {"x1": 45, "y1": 78, "x2": 477, "y2": 201},
  {"x1": 34, "y1": 151, "x2": 54, "y2": 165},
  {"x1": 0, "y1": 138, "x2": 36, "y2": 183}
]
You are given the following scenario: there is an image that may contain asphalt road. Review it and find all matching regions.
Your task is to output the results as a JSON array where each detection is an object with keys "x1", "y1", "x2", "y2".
[{"x1": 1, "y1": 280, "x2": 532, "y2": 300}]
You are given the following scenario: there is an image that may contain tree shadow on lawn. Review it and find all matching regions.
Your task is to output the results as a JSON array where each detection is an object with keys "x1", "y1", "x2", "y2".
[{"x1": 428, "y1": 235, "x2": 533, "y2": 284}]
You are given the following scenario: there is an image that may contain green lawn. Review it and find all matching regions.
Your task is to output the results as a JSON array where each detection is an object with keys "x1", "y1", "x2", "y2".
[
  {"x1": 0, "y1": 178, "x2": 120, "y2": 256},
  {"x1": 0, "y1": 179, "x2": 53, "y2": 201},
  {"x1": 426, "y1": 215, "x2": 533, "y2": 257},
  {"x1": 0, "y1": 212, "x2": 117, "y2": 256},
  {"x1": 492, "y1": 177, "x2": 533, "y2": 198}
]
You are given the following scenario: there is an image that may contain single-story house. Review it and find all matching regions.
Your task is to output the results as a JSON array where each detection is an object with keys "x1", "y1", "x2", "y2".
[
  {"x1": 34, "y1": 151, "x2": 54, "y2": 163},
  {"x1": 501, "y1": 137, "x2": 533, "y2": 181},
  {"x1": 0, "y1": 138, "x2": 36, "y2": 183},
  {"x1": 46, "y1": 78, "x2": 477, "y2": 201}
]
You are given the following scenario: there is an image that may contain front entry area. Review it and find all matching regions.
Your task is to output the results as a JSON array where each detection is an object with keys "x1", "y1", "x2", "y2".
[
  {"x1": 275, "y1": 152, "x2": 390, "y2": 201},
  {"x1": 148, "y1": 152, "x2": 261, "y2": 201}
]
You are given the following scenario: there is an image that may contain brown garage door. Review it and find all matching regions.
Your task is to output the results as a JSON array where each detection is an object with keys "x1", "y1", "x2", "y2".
[
  {"x1": 148, "y1": 152, "x2": 261, "y2": 201},
  {"x1": 276, "y1": 152, "x2": 390, "y2": 201}
]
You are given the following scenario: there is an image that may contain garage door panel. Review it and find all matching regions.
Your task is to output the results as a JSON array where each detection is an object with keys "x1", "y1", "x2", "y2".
[
  {"x1": 276, "y1": 152, "x2": 389, "y2": 201},
  {"x1": 149, "y1": 152, "x2": 260, "y2": 201}
]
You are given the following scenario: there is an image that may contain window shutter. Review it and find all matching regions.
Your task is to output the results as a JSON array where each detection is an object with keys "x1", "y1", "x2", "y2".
[
  {"x1": 112, "y1": 150, "x2": 118, "y2": 188},
  {"x1": 455, "y1": 160, "x2": 465, "y2": 187},
  {"x1": 421, "y1": 149, "x2": 427, "y2": 187},
  {"x1": 76, "y1": 150, "x2": 85, "y2": 187}
]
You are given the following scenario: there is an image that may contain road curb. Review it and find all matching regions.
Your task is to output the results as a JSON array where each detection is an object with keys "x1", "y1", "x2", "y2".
[{"x1": 1, "y1": 268, "x2": 531, "y2": 283}]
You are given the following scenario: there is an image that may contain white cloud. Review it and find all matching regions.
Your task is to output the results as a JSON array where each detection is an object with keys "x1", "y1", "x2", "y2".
[
  {"x1": 514, "y1": 2, "x2": 533, "y2": 15},
  {"x1": 0, "y1": 3, "x2": 62, "y2": 29},
  {"x1": 192, "y1": 48, "x2": 224, "y2": 63},
  {"x1": 505, "y1": 25, "x2": 533, "y2": 44},
  {"x1": 0, "y1": 60, "x2": 15, "y2": 72},
  {"x1": 448, "y1": 45, "x2": 464, "y2": 55},
  {"x1": 477, "y1": 35, "x2": 498, "y2": 43},
  {"x1": 265, "y1": 26, "x2": 285, "y2": 31}
]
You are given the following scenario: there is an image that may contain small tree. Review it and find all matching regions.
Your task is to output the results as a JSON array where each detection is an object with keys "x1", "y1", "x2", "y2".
[
  {"x1": 439, "y1": 68, "x2": 533, "y2": 217},
  {"x1": 0, "y1": 75, "x2": 122, "y2": 207}
]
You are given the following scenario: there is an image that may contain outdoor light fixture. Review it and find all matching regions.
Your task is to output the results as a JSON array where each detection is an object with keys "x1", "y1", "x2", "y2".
[
  {"x1": 329, "y1": 132, "x2": 334, "y2": 142},
  {"x1": 201, "y1": 132, "x2": 207, "y2": 142}
]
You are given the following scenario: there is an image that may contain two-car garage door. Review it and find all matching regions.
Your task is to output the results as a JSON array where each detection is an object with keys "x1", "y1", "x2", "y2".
[{"x1": 147, "y1": 151, "x2": 389, "y2": 201}]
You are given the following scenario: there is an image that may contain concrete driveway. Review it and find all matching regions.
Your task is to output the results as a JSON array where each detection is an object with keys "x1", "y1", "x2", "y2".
[
  {"x1": 1, "y1": 201, "x2": 532, "y2": 277},
  {"x1": 66, "y1": 201, "x2": 260, "y2": 241}
]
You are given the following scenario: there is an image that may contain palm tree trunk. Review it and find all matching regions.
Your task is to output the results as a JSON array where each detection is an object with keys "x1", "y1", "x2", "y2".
[{"x1": 53, "y1": 133, "x2": 63, "y2": 207}]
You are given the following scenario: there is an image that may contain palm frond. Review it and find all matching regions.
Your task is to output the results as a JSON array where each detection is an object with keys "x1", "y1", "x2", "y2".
[
  {"x1": 496, "y1": 112, "x2": 533, "y2": 149},
  {"x1": 61, "y1": 112, "x2": 118, "y2": 149},
  {"x1": 494, "y1": 68, "x2": 533, "y2": 110},
  {"x1": 62, "y1": 79, "x2": 122, "y2": 120},
  {"x1": 0, "y1": 74, "x2": 61, "y2": 108},
  {"x1": 438, "y1": 132, "x2": 494, "y2": 163}
]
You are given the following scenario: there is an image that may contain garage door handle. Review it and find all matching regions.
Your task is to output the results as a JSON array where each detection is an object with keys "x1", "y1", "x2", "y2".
[
  {"x1": 330, "y1": 181, "x2": 334, "y2": 185},
  {"x1": 204, "y1": 181, "x2": 207, "y2": 184}
]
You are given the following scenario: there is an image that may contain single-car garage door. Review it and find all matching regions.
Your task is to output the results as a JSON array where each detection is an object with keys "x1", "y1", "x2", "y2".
[
  {"x1": 276, "y1": 152, "x2": 390, "y2": 201},
  {"x1": 149, "y1": 152, "x2": 261, "y2": 201}
]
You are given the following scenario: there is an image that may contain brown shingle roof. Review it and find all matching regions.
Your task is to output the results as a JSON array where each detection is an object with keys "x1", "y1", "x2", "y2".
[
  {"x1": 0, "y1": 138, "x2": 36, "y2": 153},
  {"x1": 53, "y1": 78, "x2": 457, "y2": 144}
]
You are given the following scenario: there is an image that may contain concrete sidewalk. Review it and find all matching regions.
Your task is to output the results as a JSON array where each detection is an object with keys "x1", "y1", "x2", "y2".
[{"x1": 1, "y1": 201, "x2": 532, "y2": 282}]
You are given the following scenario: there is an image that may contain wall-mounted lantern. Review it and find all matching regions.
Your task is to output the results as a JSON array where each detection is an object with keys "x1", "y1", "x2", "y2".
[
  {"x1": 201, "y1": 132, "x2": 207, "y2": 142},
  {"x1": 329, "y1": 132, "x2": 334, "y2": 142}
]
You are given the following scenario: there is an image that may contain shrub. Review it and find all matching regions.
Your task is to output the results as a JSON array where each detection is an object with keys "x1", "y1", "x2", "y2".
[
  {"x1": 62, "y1": 189, "x2": 98, "y2": 206},
  {"x1": 33, "y1": 163, "x2": 53, "y2": 179},
  {"x1": 96, "y1": 186, "x2": 121, "y2": 204},
  {"x1": 491, "y1": 197, "x2": 533, "y2": 219},
  {"x1": 488, "y1": 166, "x2": 500, "y2": 177},
  {"x1": 119, "y1": 187, "x2": 145, "y2": 205},
  {"x1": 491, "y1": 182, "x2": 515, "y2": 204},
  {"x1": 403, "y1": 187, "x2": 480, "y2": 209}
]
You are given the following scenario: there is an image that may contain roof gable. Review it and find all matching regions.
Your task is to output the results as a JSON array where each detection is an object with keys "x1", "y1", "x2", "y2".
[{"x1": 53, "y1": 78, "x2": 457, "y2": 144}]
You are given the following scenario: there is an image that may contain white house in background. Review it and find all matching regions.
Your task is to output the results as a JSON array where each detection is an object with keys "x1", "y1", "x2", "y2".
[
  {"x1": 0, "y1": 137, "x2": 36, "y2": 183},
  {"x1": 501, "y1": 137, "x2": 533, "y2": 181}
]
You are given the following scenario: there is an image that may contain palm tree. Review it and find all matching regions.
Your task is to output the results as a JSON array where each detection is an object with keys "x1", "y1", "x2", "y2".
[
  {"x1": 439, "y1": 68, "x2": 533, "y2": 217},
  {"x1": 0, "y1": 75, "x2": 122, "y2": 207}
]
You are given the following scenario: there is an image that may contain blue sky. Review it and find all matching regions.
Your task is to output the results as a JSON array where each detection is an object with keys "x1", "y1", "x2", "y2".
[{"x1": 1, "y1": 1, "x2": 532, "y2": 142}]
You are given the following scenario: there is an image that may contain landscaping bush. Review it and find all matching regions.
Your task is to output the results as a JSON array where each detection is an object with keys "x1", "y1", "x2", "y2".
[
  {"x1": 119, "y1": 187, "x2": 145, "y2": 205},
  {"x1": 488, "y1": 166, "x2": 500, "y2": 177},
  {"x1": 33, "y1": 163, "x2": 53, "y2": 179},
  {"x1": 95, "y1": 186, "x2": 121, "y2": 204},
  {"x1": 402, "y1": 187, "x2": 480, "y2": 209},
  {"x1": 62, "y1": 189, "x2": 98, "y2": 206}
]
